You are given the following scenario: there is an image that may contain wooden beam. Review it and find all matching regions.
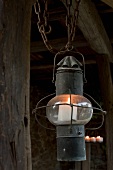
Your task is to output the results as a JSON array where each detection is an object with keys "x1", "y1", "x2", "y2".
[
  {"x1": 0, "y1": 0, "x2": 32, "y2": 169},
  {"x1": 31, "y1": 7, "x2": 66, "y2": 23},
  {"x1": 32, "y1": 0, "x2": 36, "y2": 5},
  {"x1": 78, "y1": 0, "x2": 113, "y2": 62},
  {"x1": 30, "y1": 59, "x2": 96, "y2": 70},
  {"x1": 101, "y1": 0, "x2": 113, "y2": 9},
  {"x1": 31, "y1": 53, "x2": 43, "y2": 60},
  {"x1": 31, "y1": 37, "x2": 113, "y2": 53},
  {"x1": 75, "y1": 162, "x2": 82, "y2": 170},
  {"x1": 96, "y1": 55, "x2": 113, "y2": 170},
  {"x1": 31, "y1": 37, "x2": 88, "y2": 53},
  {"x1": 82, "y1": 143, "x2": 91, "y2": 170},
  {"x1": 0, "y1": 0, "x2": 3, "y2": 30},
  {"x1": 74, "y1": 144, "x2": 91, "y2": 170},
  {"x1": 31, "y1": 65, "x2": 53, "y2": 70},
  {"x1": 62, "y1": 0, "x2": 113, "y2": 62},
  {"x1": 99, "y1": 8, "x2": 113, "y2": 13}
]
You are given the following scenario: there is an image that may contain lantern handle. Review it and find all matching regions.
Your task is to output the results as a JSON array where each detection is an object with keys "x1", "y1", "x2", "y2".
[
  {"x1": 86, "y1": 114, "x2": 104, "y2": 130},
  {"x1": 83, "y1": 92, "x2": 103, "y2": 111},
  {"x1": 35, "y1": 113, "x2": 55, "y2": 131},
  {"x1": 32, "y1": 92, "x2": 56, "y2": 131},
  {"x1": 33, "y1": 93, "x2": 55, "y2": 111}
]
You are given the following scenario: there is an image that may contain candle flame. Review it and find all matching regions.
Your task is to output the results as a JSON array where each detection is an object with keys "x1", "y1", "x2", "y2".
[{"x1": 85, "y1": 136, "x2": 89, "y2": 138}]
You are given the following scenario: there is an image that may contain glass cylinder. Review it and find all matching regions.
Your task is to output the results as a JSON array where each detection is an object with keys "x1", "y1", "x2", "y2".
[{"x1": 46, "y1": 94, "x2": 93, "y2": 125}]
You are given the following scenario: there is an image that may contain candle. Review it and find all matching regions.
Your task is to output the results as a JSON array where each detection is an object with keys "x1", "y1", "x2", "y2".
[
  {"x1": 58, "y1": 105, "x2": 77, "y2": 121},
  {"x1": 85, "y1": 136, "x2": 90, "y2": 142},
  {"x1": 90, "y1": 137, "x2": 96, "y2": 142},
  {"x1": 96, "y1": 136, "x2": 103, "y2": 143}
]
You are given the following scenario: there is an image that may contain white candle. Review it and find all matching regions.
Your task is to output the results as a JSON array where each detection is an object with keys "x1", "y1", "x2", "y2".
[
  {"x1": 85, "y1": 136, "x2": 90, "y2": 142},
  {"x1": 90, "y1": 137, "x2": 96, "y2": 142},
  {"x1": 58, "y1": 105, "x2": 77, "y2": 121},
  {"x1": 96, "y1": 136, "x2": 103, "y2": 143}
]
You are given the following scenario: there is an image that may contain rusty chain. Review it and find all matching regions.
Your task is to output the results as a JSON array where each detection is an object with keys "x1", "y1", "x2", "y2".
[
  {"x1": 65, "y1": 0, "x2": 81, "y2": 50},
  {"x1": 34, "y1": 0, "x2": 57, "y2": 54},
  {"x1": 71, "y1": 0, "x2": 81, "y2": 41},
  {"x1": 34, "y1": 0, "x2": 81, "y2": 53}
]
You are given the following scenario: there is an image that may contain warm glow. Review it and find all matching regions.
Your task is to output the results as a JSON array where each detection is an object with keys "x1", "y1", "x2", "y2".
[
  {"x1": 85, "y1": 136, "x2": 90, "y2": 142},
  {"x1": 90, "y1": 137, "x2": 96, "y2": 142},
  {"x1": 85, "y1": 136, "x2": 103, "y2": 143},
  {"x1": 96, "y1": 136, "x2": 103, "y2": 143}
]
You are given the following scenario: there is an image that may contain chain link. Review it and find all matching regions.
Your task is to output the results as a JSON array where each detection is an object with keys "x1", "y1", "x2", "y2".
[
  {"x1": 34, "y1": 0, "x2": 57, "y2": 54},
  {"x1": 66, "y1": 0, "x2": 72, "y2": 6},
  {"x1": 65, "y1": 0, "x2": 73, "y2": 50},
  {"x1": 71, "y1": 0, "x2": 81, "y2": 41},
  {"x1": 43, "y1": 0, "x2": 48, "y2": 26},
  {"x1": 65, "y1": 0, "x2": 81, "y2": 50},
  {"x1": 34, "y1": 0, "x2": 81, "y2": 53}
]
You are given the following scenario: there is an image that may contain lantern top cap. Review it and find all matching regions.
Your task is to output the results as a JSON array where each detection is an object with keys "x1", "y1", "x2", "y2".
[{"x1": 57, "y1": 56, "x2": 82, "y2": 68}]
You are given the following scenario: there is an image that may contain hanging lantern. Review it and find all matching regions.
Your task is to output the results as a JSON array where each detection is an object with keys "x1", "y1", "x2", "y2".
[
  {"x1": 46, "y1": 54, "x2": 92, "y2": 161},
  {"x1": 33, "y1": 0, "x2": 106, "y2": 162},
  {"x1": 33, "y1": 52, "x2": 106, "y2": 162}
]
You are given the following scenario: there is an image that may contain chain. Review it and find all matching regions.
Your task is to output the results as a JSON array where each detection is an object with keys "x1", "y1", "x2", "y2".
[
  {"x1": 65, "y1": 0, "x2": 73, "y2": 50},
  {"x1": 65, "y1": 0, "x2": 81, "y2": 50},
  {"x1": 70, "y1": 0, "x2": 81, "y2": 41},
  {"x1": 43, "y1": 0, "x2": 48, "y2": 26},
  {"x1": 34, "y1": 0, "x2": 81, "y2": 53},
  {"x1": 34, "y1": 0, "x2": 58, "y2": 54}
]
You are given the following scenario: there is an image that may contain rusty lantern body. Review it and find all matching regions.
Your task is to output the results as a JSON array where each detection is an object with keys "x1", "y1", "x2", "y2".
[{"x1": 46, "y1": 55, "x2": 93, "y2": 161}]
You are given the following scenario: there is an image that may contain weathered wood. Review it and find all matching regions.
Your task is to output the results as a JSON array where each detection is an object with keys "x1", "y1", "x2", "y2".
[
  {"x1": 75, "y1": 162, "x2": 82, "y2": 170},
  {"x1": 0, "y1": 0, "x2": 32, "y2": 170},
  {"x1": 31, "y1": 37, "x2": 113, "y2": 53},
  {"x1": 96, "y1": 55, "x2": 113, "y2": 170},
  {"x1": 31, "y1": 37, "x2": 88, "y2": 53},
  {"x1": 99, "y1": 8, "x2": 113, "y2": 13},
  {"x1": 78, "y1": 0, "x2": 113, "y2": 62},
  {"x1": 101, "y1": 0, "x2": 113, "y2": 8},
  {"x1": 82, "y1": 143, "x2": 91, "y2": 170},
  {"x1": 30, "y1": 60, "x2": 96, "y2": 70},
  {"x1": 74, "y1": 143, "x2": 90, "y2": 170},
  {"x1": 0, "y1": 0, "x2": 3, "y2": 31},
  {"x1": 62, "y1": 0, "x2": 113, "y2": 62}
]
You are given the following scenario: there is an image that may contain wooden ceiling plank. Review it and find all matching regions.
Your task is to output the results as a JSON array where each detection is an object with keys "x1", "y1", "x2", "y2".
[
  {"x1": 30, "y1": 59, "x2": 96, "y2": 70},
  {"x1": 101, "y1": 0, "x2": 113, "y2": 9},
  {"x1": 99, "y1": 8, "x2": 113, "y2": 13},
  {"x1": 62, "y1": 0, "x2": 113, "y2": 62},
  {"x1": 78, "y1": 0, "x2": 113, "y2": 62},
  {"x1": 31, "y1": 37, "x2": 88, "y2": 53}
]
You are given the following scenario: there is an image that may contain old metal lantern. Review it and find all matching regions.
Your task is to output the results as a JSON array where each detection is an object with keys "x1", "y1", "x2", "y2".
[{"x1": 46, "y1": 53, "x2": 93, "y2": 161}]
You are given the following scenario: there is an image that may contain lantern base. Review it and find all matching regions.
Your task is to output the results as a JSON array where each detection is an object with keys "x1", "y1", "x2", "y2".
[{"x1": 56, "y1": 125, "x2": 86, "y2": 161}]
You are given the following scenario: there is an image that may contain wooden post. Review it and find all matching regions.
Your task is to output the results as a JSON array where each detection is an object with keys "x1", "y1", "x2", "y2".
[
  {"x1": 75, "y1": 162, "x2": 82, "y2": 170},
  {"x1": 74, "y1": 143, "x2": 90, "y2": 170},
  {"x1": 82, "y1": 143, "x2": 91, "y2": 170},
  {"x1": 96, "y1": 55, "x2": 113, "y2": 170},
  {"x1": 0, "y1": 0, "x2": 32, "y2": 169}
]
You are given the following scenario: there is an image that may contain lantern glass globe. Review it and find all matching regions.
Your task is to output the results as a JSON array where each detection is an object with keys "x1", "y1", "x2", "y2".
[{"x1": 46, "y1": 94, "x2": 93, "y2": 125}]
